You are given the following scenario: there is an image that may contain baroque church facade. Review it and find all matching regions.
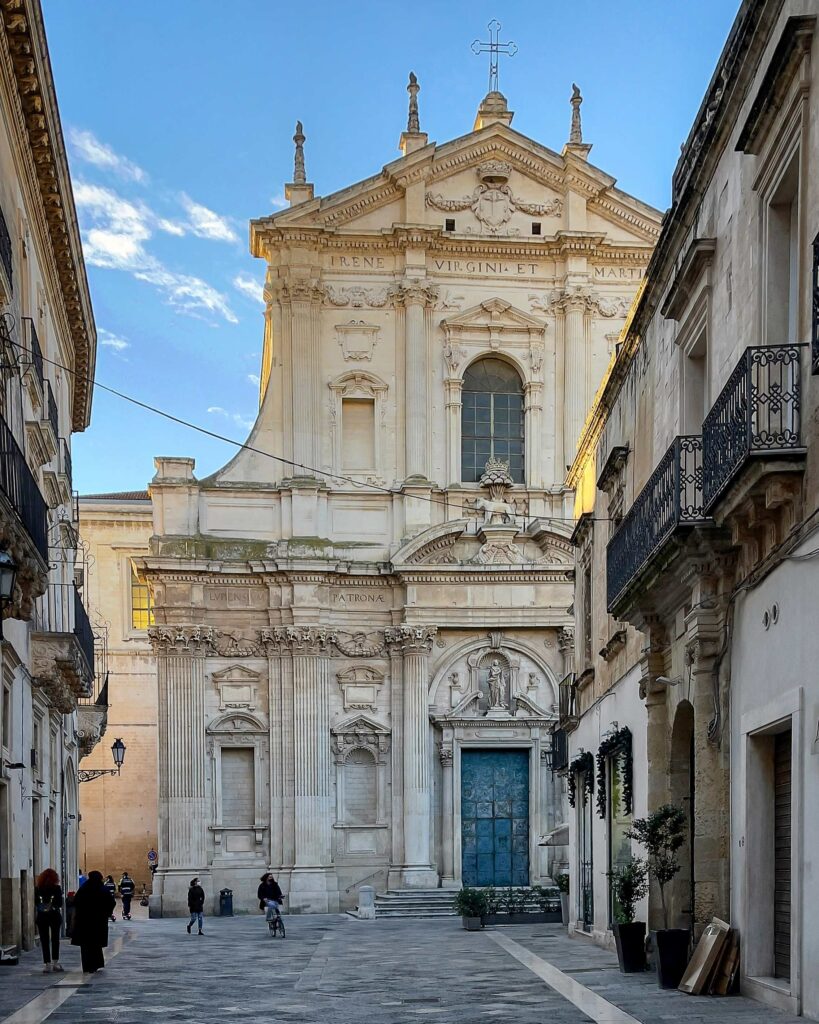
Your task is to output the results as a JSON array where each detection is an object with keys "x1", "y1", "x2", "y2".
[{"x1": 141, "y1": 81, "x2": 661, "y2": 914}]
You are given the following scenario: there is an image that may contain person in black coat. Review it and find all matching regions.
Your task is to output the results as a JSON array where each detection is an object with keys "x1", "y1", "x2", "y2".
[
  {"x1": 71, "y1": 871, "x2": 116, "y2": 973},
  {"x1": 118, "y1": 873, "x2": 135, "y2": 920},
  {"x1": 103, "y1": 875, "x2": 117, "y2": 921},
  {"x1": 257, "y1": 872, "x2": 283, "y2": 911},
  {"x1": 34, "y1": 869, "x2": 64, "y2": 973},
  {"x1": 187, "y1": 878, "x2": 206, "y2": 935}
]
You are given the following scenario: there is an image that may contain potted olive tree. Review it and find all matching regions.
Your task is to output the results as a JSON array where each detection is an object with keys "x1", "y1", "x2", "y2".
[
  {"x1": 454, "y1": 887, "x2": 488, "y2": 931},
  {"x1": 626, "y1": 805, "x2": 689, "y2": 988},
  {"x1": 555, "y1": 873, "x2": 570, "y2": 926},
  {"x1": 607, "y1": 856, "x2": 648, "y2": 972}
]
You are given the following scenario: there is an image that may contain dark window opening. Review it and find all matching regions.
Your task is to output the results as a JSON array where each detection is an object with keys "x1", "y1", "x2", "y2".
[
  {"x1": 812, "y1": 230, "x2": 819, "y2": 374},
  {"x1": 531, "y1": 222, "x2": 542, "y2": 235},
  {"x1": 445, "y1": 218, "x2": 455, "y2": 232},
  {"x1": 461, "y1": 357, "x2": 524, "y2": 483}
]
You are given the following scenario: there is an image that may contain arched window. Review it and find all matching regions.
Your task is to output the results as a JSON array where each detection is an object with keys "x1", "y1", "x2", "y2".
[{"x1": 461, "y1": 358, "x2": 524, "y2": 483}]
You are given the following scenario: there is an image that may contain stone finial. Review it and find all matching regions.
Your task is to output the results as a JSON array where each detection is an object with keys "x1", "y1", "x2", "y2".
[
  {"x1": 569, "y1": 84, "x2": 582, "y2": 144},
  {"x1": 293, "y1": 120, "x2": 306, "y2": 184},
  {"x1": 407, "y1": 72, "x2": 420, "y2": 133}
]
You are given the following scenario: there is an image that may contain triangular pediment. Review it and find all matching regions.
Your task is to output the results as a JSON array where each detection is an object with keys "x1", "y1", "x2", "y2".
[
  {"x1": 251, "y1": 121, "x2": 662, "y2": 246},
  {"x1": 331, "y1": 712, "x2": 390, "y2": 735},
  {"x1": 442, "y1": 298, "x2": 545, "y2": 333}
]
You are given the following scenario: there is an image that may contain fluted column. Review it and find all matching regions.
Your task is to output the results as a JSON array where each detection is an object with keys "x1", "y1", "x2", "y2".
[
  {"x1": 444, "y1": 377, "x2": 462, "y2": 486},
  {"x1": 400, "y1": 281, "x2": 435, "y2": 480},
  {"x1": 440, "y1": 746, "x2": 455, "y2": 885},
  {"x1": 524, "y1": 380, "x2": 544, "y2": 489},
  {"x1": 392, "y1": 624, "x2": 439, "y2": 888},
  {"x1": 563, "y1": 293, "x2": 588, "y2": 461},
  {"x1": 292, "y1": 652, "x2": 332, "y2": 866},
  {"x1": 387, "y1": 641, "x2": 405, "y2": 888}
]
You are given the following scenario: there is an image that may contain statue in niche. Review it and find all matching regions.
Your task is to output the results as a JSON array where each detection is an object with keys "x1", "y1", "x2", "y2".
[{"x1": 487, "y1": 659, "x2": 506, "y2": 708}]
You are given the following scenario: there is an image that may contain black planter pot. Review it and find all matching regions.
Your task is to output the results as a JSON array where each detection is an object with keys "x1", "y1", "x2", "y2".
[
  {"x1": 655, "y1": 928, "x2": 690, "y2": 989},
  {"x1": 613, "y1": 922, "x2": 646, "y2": 973}
]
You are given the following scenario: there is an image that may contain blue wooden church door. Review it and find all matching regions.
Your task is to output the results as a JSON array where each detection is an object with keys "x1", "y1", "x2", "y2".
[{"x1": 461, "y1": 750, "x2": 529, "y2": 886}]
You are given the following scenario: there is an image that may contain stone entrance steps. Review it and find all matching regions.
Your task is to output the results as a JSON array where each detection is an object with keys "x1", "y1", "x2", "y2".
[{"x1": 346, "y1": 888, "x2": 458, "y2": 919}]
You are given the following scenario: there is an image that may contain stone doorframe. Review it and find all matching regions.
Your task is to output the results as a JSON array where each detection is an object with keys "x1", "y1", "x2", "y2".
[
  {"x1": 206, "y1": 711, "x2": 269, "y2": 863},
  {"x1": 433, "y1": 722, "x2": 554, "y2": 889}
]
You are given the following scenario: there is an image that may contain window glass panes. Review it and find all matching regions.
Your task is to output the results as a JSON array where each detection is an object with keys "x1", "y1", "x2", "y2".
[
  {"x1": 461, "y1": 358, "x2": 524, "y2": 483},
  {"x1": 131, "y1": 563, "x2": 154, "y2": 631}
]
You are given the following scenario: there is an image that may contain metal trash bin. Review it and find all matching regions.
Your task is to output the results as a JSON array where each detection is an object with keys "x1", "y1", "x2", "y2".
[{"x1": 219, "y1": 888, "x2": 233, "y2": 917}]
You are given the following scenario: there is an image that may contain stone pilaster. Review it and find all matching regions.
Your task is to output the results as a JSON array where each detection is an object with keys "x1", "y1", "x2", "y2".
[
  {"x1": 387, "y1": 639, "x2": 405, "y2": 888},
  {"x1": 274, "y1": 627, "x2": 338, "y2": 912},
  {"x1": 283, "y1": 279, "x2": 322, "y2": 474},
  {"x1": 399, "y1": 281, "x2": 436, "y2": 481},
  {"x1": 524, "y1": 380, "x2": 544, "y2": 489},
  {"x1": 149, "y1": 627, "x2": 213, "y2": 916},
  {"x1": 439, "y1": 746, "x2": 455, "y2": 886},
  {"x1": 389, "y1": 625, "x2": 439, "y2": 888},
  {"x1": 563, "y1": 292, "x2": 588, "y2": 460}
]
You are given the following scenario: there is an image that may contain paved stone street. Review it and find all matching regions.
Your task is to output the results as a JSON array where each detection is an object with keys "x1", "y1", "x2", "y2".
[{"x1": 0, "y1": 912, "x2": 806, "y2": 1024}]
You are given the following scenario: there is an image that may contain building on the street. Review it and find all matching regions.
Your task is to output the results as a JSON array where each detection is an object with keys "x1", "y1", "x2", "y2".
[
  {"x1": 136, "y1": 79, "x2": 661, "y2": 916},
  {"x1": 0, "y1": 0, "x2": 99, "y2": 954},
  {"x1": 76, "y1": 492, "x2": 156, "y2": 889},
  {"x1": 563, "y1": 0, "x2": 819, "y2": 1018}
]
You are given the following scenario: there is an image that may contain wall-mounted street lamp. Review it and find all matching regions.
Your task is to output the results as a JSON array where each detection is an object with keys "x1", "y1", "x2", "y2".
[
  {"x1": 0, "y1": 548, "x2": 17, "y2": 642},
  {"x1": 78, "y1": 737, "x2": 126, "y2": 783}
]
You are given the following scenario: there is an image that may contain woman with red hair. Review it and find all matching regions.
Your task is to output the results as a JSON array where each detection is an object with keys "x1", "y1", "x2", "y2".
[{"x1": 34, "y1": 868, "x2": 63, "y2": 973}]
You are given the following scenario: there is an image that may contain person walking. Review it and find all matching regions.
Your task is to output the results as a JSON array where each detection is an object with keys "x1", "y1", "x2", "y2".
[
  {"x1": 118, "y1": 873, "x2": 135, "y2": 920},
  {"x1": 103, "y1": 875, "x2": 117, "y2": 921},
  {"x1": 186, "y1": 877, "x2": 205, "y2": 935},
  {"x1": 71, "y1": 871, "x2": 116, "y2": 974},
  {"x1": 34, "y1": 869, "x2": 64, "y2": 973}
]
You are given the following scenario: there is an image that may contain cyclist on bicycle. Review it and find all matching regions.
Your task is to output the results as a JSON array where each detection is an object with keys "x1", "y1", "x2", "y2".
[{"x1": 257, "y1": 872, "x2": 283, "y2": 923}]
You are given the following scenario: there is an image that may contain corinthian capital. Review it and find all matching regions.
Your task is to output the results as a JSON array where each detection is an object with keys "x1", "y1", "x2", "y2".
[
  {"x1": 259, "y1": 625, "x2": 337, "y2": 654},
  {"x1": 147, "y1": 625, "x2": 218, "y2": 655},
  {"x1": 396, "y1": 279, "x2": 438, "y2": 308},
  {"x1": 281, "y1": 278, "x2": 323, "y2": 304},
  {"x1": 385, "y1": 624, "x2": 437, "y2": 653}
]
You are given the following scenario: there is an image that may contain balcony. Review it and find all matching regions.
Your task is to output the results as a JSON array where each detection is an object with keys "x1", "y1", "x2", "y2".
[
  {"x1": 703, "y1": 344, "x2": 805, "y2": 510},
  {"x1": 44, "y1": 438, "x2": 72, "y2": 509},
  {"x1": 31, "y1": 583, "x2": 94, "y2": 713},
  {"x1": 0, "y1": 410, "x2": 48, "y2": 569},
  {"x1": 0, "y1": 202, "x2": 11, "y2": 294},
  {"x1": 21, "y1": 318, "x2": 45, "y2": 405},
  {"x1": 702, "y1": 344, "x2": 806, "y2": 572},
  {"x1": 78, "y1": 628, "x2": 109, "y2": 759},
  {"x1": 607, "y1": 435, "x2": 708, "y2": 614},
  {"x1": 25, "y1": 378, "x2": 59, "y2": 468}
]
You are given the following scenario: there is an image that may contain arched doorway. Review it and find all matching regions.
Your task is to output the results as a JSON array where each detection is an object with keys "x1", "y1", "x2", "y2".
[{"x1": 669, "y1": 701, "x2": 695, "y2": 930}]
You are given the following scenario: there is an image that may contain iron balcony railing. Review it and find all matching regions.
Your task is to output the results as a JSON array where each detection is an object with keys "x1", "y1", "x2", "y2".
[
  {"x1": 0, "y1": 411, "x2": 48, "y2": 561},
  {"x1": 73, "y1": 585, "x2": 95, "y2": 675},
  {"x1": 558, "y1": 672, "x2": 577, "y2": 724},
  {"x1": 703, "y1": 344, "x2": 805, "y2": 510},
  {"x1": 23, "y1": 318, "x2": 45, "y2": 392},
  {"x1": 607, "y1": 435, "x2": 706, "y2": 611},
  {"x1": 43, "y1": 379, "x2": 58, "y2": 440},
  {"x1": 0, "y1": 203, "x2": 12, "y2": 290},
  {"x1": 551, "y1": 727, "x2": 568, "y2": 774}
]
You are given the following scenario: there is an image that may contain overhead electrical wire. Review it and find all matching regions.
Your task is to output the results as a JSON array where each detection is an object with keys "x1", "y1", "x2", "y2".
[{"x1": 5, "y1": 329, "x2": 612, "y2": 524}]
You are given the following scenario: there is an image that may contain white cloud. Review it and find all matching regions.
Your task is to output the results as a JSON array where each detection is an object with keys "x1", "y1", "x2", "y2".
[
  {"x1": 74, "y1": 182, "x2": 237, "y2": 324},
  {"x1": 135, "y1": 268, "x2": 238, "y2": 324},
  {"x1": 270, "y1": 193, "x2": 288, "y2": 210},
  {"x1": 207, "y1": 405, "x2": 255, "y2": 433},
  {"x1": 99, "y1": 328, "x2": 130, "y2": 352},
  {"x1": 180, "y1": 194, "x2": 238, "y2": 243},
  {"x1": 233, "y1": 273, "x2": 264, "y2": 304},
  {"x1": 157, "y1": 218, "x2": 186, "y2": 237},
  {"x1": 68, "y1": 128, "x2": 147, "y2": 183},
  {"x1": 247, "y1": 373, "x2": 260, "y2": 386}
]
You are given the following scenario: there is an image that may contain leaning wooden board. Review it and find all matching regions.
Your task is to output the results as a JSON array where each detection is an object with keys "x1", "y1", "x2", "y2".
[
  {"x1": 678, "y1": 918, "x2": 731, "y2": 994},
  {"x1": 709, "y1": 929, "x2": 740, "y2": 995}
]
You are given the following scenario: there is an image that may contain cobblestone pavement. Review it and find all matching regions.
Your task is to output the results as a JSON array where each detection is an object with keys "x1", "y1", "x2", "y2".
[{"x1": 0, "y1": 913, "x2": 806, "y2": 1024}]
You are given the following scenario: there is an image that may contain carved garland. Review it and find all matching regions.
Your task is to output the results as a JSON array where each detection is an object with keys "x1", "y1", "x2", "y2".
[
  {"x1": 595, "y1": 726, "x2": 633, "y2": 819},
  {"x1": 566, "y1": 750, "x2": 594, "y2": 808}
]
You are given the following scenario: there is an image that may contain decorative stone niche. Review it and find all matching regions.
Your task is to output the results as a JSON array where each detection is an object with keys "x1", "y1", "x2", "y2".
[
  {"x1": 335, "y1": 320, "x2": 380, "y2": 361},
  {"x1": 336, "y1": 664, "x2": 385, "y2": 712},
  {"x1": 212, "y1": 664, "x2": 261, "y2": 711}
]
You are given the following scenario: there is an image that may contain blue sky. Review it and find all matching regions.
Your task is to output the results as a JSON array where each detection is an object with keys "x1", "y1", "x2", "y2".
[{"x1": 42, "y1": 0, "x2": 740, "y2": 495}]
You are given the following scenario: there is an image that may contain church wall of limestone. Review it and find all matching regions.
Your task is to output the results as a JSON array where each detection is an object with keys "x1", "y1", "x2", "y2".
[{"x1": 137, "y1": 83, "x2": 661, "y2": 914}]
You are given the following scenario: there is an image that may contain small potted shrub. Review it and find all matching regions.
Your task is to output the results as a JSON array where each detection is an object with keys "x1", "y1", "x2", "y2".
[
  {"x1": 555, "y1": 873, "x2": 570, "y2": 926},
  {"x1": 454, "y1": 886, "x2": 487, "y2": 930},
  {"x1": 502, "y1": 887, "x2": 528, "y2": 921},
  {"x1": 607, "y1": 856, "x2": 648, "y2": 973},
  {"x1": 627, "y1": 804, "x2": 689, "y2": 988}
]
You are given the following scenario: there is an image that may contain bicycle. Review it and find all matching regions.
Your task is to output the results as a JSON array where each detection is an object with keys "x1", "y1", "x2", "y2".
[{"x1": 265, "y1": 900, "x2": 286, "y2": 938}]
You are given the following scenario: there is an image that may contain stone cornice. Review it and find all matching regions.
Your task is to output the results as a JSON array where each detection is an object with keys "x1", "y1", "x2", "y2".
[{"x1": 1, "y1": 0, "x2": 95, "y2": 430}]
